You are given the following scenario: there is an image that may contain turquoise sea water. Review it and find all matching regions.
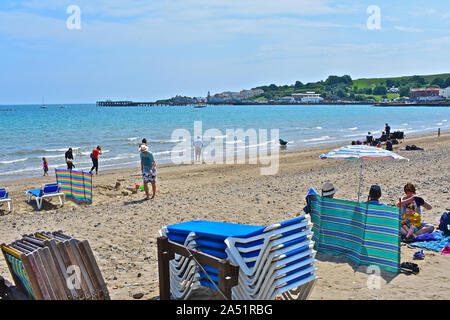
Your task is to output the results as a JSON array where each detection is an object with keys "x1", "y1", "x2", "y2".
[{"x1": 1, "y1": 104, "x2": 450, "y2": 181}]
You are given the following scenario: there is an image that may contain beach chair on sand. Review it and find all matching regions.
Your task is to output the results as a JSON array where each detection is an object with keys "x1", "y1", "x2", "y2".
[
  {"x1": 159, "y1": 215, "x2": 317, "y2": 300},
  {"x1": 0, "y1": 188, "x2": 12, "y2": 212},
  {"x1": 26, "y1": 183, "x2": 65, "y2": 210}
]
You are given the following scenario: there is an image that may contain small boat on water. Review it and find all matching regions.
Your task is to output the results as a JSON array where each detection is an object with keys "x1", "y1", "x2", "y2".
[
  {"x1": 58, "y1": 105, "x2": 66, "y2": 109},
  {"x1": 40, "y1": 97, "x2": 48, "y2": 109},
  {"x1": 193, "y1": 104, "x2": 207, "y2": 109}
]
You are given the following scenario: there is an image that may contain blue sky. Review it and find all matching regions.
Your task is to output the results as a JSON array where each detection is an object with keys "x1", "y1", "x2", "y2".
[{"x1": 0, "y1": 0, "x2": 449, "y2": 104}]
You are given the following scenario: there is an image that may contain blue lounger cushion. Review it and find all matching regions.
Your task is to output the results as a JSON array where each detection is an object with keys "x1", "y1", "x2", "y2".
[
  {"x1": 167, "y1": 220, "x2": 266, "y2": 240},
  {"x1": 0, "y1": 188, "x2": 9, "y2": 199},
  {"x1": 27, "y1": 189, "x2": 44, "y2": 198}
]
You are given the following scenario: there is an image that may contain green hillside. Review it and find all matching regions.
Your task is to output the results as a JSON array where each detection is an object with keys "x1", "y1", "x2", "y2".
[
  {"x1": 251, "y1": 73, "x2": 450, "y2": 102},
  {"x1": 353, "y1": 73, "x2": 450, "y2": 90}
]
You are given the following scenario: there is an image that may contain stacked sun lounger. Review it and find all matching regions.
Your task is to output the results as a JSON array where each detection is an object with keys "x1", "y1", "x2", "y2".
[
  {"x1": 159, "y1": 215, "x2": 317, "y2": 300},
  {"x1": 1, "y1": 231, "x2": 109, "y2": 300}
]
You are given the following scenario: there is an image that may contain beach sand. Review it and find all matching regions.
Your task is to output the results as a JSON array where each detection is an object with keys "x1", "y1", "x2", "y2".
[{"x1": 1, "y1": 130, "x2": 450, "y2": 300}]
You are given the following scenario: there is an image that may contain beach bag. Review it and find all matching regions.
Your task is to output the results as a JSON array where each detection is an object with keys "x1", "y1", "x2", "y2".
[
  {"x1": 438, "y1": 212, "x2": 450, "y2": 236},
  {"x1": 90, "y1": 152, "x2": 93, "y2": 159}
]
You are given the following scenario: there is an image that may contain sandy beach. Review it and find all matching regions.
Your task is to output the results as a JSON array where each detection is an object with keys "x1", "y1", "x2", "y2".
[{"x1": 1, "y1": 130, "x2": 450, "y2": 300}]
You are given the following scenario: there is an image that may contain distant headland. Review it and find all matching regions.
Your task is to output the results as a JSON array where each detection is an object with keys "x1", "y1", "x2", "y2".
[{"x1": 97, "y1": 73, "x2": 450, "y2": 107}]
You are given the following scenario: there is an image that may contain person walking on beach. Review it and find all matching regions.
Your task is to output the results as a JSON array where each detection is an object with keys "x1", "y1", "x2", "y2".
[
  {"x1": 140, "y1": 145, "x2": 157, "y2": 200},
  {"x1": 43, "y1": 157, "x2": 49, "y2": 176},
  {"x1": 194, "y1": 136, "x2": 203, "y2": 164},
  {"x1": 89, "y1": 145, "x2": 102, "y2": 175},
  {"x1": 65, "y1": 147, "x2": 75, "y2": 170}
]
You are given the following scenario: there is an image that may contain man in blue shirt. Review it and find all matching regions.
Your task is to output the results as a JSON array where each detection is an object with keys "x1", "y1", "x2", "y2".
[
  {"x1": 367, "y1": 185, "x2": 387, "y2": 206},
  {"x1": 140, "y1": 145, "x2": 157, "y2": 200}
]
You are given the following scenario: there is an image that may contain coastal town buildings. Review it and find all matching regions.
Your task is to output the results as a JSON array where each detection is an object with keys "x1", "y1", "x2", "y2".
[
  {"x1": 209, "y1": 89, "x2": 264, "y2": 103},
  {"x1": 439, "y1": 87, "x2": 450, "y2": 100},
  {"x1": 409, "y1": 88, "x2": 443, "y2": 101}
]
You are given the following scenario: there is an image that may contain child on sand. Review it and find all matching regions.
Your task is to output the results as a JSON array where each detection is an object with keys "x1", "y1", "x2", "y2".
[
  {"x1": 401, "y1": 202, "x2": 422, "y2": 239},
  {"x1": 43, "y1": 157, "x2": 49, "y2": 176}
]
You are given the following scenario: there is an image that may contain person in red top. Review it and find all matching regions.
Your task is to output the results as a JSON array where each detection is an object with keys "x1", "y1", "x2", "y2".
[
  {"x1": 89, "y1": 145, "x2": 102, "y2": 175},
  {"x1": 42, "y1": 157, "x2": 49, "y2": 176}
]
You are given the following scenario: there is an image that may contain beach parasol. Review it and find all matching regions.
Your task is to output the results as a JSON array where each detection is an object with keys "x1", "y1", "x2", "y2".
[{"x1": 319, "y1": 145, "x2": 408, "y2": 202}]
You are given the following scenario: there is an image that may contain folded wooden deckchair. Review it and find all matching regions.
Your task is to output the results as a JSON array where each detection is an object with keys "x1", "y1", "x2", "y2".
[
  {"x1": 1, "y1": 231, "x2": 109, "y2": 300},
  {"x1": 26, "y1": 183, "x2": 65, "y2": 210},
  {"x1": 0, "y1": 188, "x2": 12, "y2": 212}
]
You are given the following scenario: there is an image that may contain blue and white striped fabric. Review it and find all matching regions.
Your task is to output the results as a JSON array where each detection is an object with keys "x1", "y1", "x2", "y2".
[
  {"x1": 5, "y1": 254, "x2": 34, "y2": 299},
  {"x1": 320, "y1": 145, "x2": 408, "y2": 160}
]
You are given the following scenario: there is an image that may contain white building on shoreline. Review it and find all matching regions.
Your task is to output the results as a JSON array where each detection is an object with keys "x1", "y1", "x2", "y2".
[
  {"x1": 440, "y1": 87, "x2": 450, "y2": 100},
  {"x1": 292, "y1": 91, "x2": 324, "y2": 103}
]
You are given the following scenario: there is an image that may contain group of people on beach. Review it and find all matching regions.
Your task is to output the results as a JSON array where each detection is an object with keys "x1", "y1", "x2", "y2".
[
  {"x1": 41, "y1": 146, "x2": 103, "y2": 176},
  {"x1": 40, "y1": 136, "x2": 206, "y2": 200},
  {"x1": 320, "y1": 181, "x2": 434, "y2": 240},
  {"x1": 363, "y1": 123, "x2": 395, "y2": 151}
]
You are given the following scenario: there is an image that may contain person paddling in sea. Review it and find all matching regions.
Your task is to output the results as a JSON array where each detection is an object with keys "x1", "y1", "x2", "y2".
[
  {"x1": 140, "y1": 145, "x2": 157, "y2": 200},
  {"x1": 43, "y1": 157, "x2": 49, "y2": 176},
  {"x1": 89, "y1": 145, "x2": 102, "y2": 175}
]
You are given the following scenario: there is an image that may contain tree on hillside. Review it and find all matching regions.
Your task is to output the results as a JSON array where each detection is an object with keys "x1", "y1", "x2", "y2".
[
  {"x1": 411, "y1": 75, "x2": 426, "y2": 86},
  {"x1": 336, "y1": 89, "x2": 346, "y2": 98},
  {"x1": 386, "y1": 79, "x2": 395, "y2": 88},
  {"x1": 325, "y1": 75, "x2": 352, "y2": 86},
  {"x1": 431, "y1": 78, "x2": 445, "y2": 88},
  {"x1": 294, "y1": 81, "x2": 303, "y2": 89},
  {"x1": 445, "y1": 78, "x2": 450, "y2": 88},
  {"x1": 364, "y1": 88, "x2": 373, "y2": 95},
  {"x1": 373, "y1": 86, "x2": 387, "y2": 95},
  {"x1": 399, "y1": 86, "x2": 410, "y2": 97}
]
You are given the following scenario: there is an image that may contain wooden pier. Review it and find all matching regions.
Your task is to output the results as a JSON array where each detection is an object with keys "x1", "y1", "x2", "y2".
[
  {"x1": 96, "y1": 101, "x2": 156, "y2": 107},
  {"x1": 96, "y1": 100, "x2": 192, "y2": 107}
]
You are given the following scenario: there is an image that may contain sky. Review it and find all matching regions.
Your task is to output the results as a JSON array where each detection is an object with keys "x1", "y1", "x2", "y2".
[{"x1": 0, "y1": 0, "x2": 449, "y2": 104}]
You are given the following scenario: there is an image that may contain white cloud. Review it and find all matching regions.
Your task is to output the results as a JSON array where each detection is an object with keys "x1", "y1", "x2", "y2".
[{"x1": 394, "y1": 26, "x2": 423, "y2": 33}]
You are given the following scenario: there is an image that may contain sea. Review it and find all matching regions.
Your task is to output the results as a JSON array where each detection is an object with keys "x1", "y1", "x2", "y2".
[{"x1": 1, "y1": 104, "x2": 450, "y2": 181}]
